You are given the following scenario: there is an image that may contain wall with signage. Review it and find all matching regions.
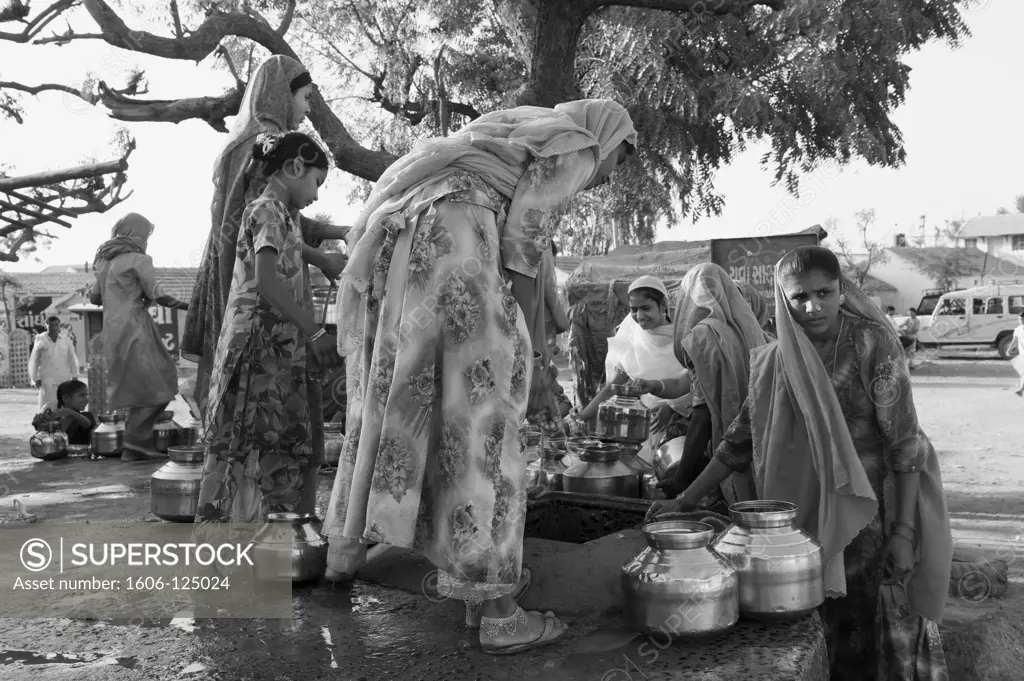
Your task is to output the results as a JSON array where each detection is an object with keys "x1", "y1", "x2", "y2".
[{"x1": 711, "y1": 234, "x2": 821, "y2": 317}]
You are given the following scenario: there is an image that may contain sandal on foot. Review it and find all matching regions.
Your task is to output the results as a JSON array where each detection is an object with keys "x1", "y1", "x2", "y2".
[
  {"x1": 465, "y1": 566, "x2": 533, "y2": 628},
  {"x1": 480, "y1": 607, "x2": 567, "y2": 655}
]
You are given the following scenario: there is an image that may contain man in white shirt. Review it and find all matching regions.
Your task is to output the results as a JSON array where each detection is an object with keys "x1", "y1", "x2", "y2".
[
  {"x1": 886, "y1": 306, "x2": 899, "y2": 330},
  {"x1": 27, "y1": 316, "x2": 79, "y2": 411},
  {"x1": 1013, "y1": 311, "x2": 1024, "y2": 396}
]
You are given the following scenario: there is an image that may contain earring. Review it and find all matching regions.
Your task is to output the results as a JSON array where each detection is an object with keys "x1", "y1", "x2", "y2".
[{"x1": 839, "y1": 294, "x2": 846, "y2": 304}]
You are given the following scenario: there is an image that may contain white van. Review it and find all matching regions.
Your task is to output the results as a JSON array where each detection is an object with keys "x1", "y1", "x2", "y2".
[{"x1": 925, "y1": 284, "x2": 1024, "y2": 359}]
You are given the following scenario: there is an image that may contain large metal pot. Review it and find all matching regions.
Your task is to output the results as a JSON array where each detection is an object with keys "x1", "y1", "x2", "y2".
[
  {"x1": 527, "y1": 445, "x2": 568, "y2": 492},
  {"x1": 323, "y1": 423, "x2": 344, "y2": 467},
  {"x1": 91, "y1": 413, "x2": 125, "y2": 458},
  {"x1": 640, "y1": 471, "x2": 662, "y2": 500},
  {"x1": 711, "y1": 500, "x2": 824, "y2": 620},
  {"x1": 622, "y1": 520, "x2": 739, "y2": 639},
  {"x1": 653, "y1": 437, "x2": 685, "y2": 480},
  {"x1": 151, "y1": 410, "x2": 181, "y2": 453},
  {"x1": 250, "y1": 512, "x2": 328, "y2": 583},
  {"x1": 562, "y1": 441, "x2": 639, "y2": 498},
  {"x1": 30, "y1": 424, "x2": 68, "y2": 461},
  {"x1": 595, "y1": 383, "x2": 650, "y2": 442},
  {"x1": 151, "y1": 445, "x2": 204, "y2": 522}
]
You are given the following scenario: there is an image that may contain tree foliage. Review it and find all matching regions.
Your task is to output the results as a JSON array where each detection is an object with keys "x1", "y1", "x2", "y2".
[
  {"x1": 828, "y1": 209, "x2": 890, "y2": 288},
  {"x1": 0, "y1": 0, "x2": 974, "y2": 258}
]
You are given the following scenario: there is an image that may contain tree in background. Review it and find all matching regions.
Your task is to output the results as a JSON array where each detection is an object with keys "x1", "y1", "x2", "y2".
[
  {"x1": 829, "y1": 209, "x2": 890, "y2": 288},
  {"x1": 912, "y1": 219, "x2": 974, "y2": 290},
  {"x1": 1, "y1": 0, "x2": 973, "y2": 257},
  {"x1": 1015, "y1": 194, "x2": 1024, "y2": 213}
]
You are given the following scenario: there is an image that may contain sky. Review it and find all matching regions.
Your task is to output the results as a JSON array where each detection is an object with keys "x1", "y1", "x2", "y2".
[{"x1": 0, "y1": 1, "x2": 1021, "y2": 273}]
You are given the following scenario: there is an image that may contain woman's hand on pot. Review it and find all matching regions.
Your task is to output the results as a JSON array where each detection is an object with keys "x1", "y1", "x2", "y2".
[
  {"x1": 650, "y1": 404, "x2": 673, "y2": 431},
  {"x1": 625, "y1": 378, "x2": 653, "y2": 394},
  {"x1": 655, "y1": 473, "x2": 684, "y2": 499},
  {"x1": 561, "y1": 413, "x2": 584, "y2": 437},
  {"x1": 645, "y1": 495, "x2": 696, "y2": 523}
]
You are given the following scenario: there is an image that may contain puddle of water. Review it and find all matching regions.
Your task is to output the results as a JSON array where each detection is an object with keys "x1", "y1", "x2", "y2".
[
  {"x1": 0, "y1": 650, "x2": 137, "y2": 669},
  {"x1": 320, "y1": 625, "x2": 339, "y2": 669},
  {"x1": 351, "y1": 594, "x2": 382, "y2": 613},
  {"x1": 181, "y1": 661, "x2": 207, "y2": 674},
  {"x1": 170, "y1": 617, "x2": 197, "y2": 633}
]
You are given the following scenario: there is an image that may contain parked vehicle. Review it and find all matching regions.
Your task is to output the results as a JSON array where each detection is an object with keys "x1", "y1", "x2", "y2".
[
  {"x1": 923, "y1": 284, "x2": 1024, "y2": 359},
  {"x1": 891, "y1": 288, "x2": 959, "y2": 346}
]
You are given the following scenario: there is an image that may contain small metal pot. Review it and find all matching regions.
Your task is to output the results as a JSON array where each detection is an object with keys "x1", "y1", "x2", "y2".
[
  {"x1": 653, "y1": 437, "x2": 685, "y2": 480},
  {"x1": 324, "y1": 424, "x2": 344, "y2": 467},
  {"x1": 29, "y1": 424, "x2": 68, "y2": 461},
  {"x1": 151, "y1": 445, "x2": 204, "y2": 522},
  {"x1": 622, "y1": 520, "x2": 739, "y2": 639},
  {"x1": 640, "y1": 471, "x2": 662, "y2": 501},
  {"x1": 91, "y1": 413, "x2": 125, "y2": 458},
  {"x1": 711, "y1": 500, "x2": 824, "y2": 620},
  {"x1": 595, "y1": 383, "x2": 650, "y2": 442},
  {"x1": 250, "y1": 512, "x2": 328, "y2": 583},
  {"x1": 562, "y1": 441, "x2": 639, "y2": 499},
  {"x1": 151, "y1": 411, "x2": 181, "y2": 453},
  {"x1": 527, "y1": 445, "x2": 569, "y2": 492}
]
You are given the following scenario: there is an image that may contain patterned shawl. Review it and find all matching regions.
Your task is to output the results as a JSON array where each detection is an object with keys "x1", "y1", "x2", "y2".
[
  {"x1": 337, "y1": 99, "x2": 637, "y2": 356},
  {"x1": 745, "y1": 265, "x2": 952, "y2": 622}
]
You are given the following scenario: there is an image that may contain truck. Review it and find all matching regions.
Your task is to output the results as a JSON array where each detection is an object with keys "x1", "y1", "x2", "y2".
[
  {"x1": 920, "y1": 284, "x2": 1024, "y2": 359},
  {"x1": 890, "y1": 288, "x2": 960, "y2": 346}
]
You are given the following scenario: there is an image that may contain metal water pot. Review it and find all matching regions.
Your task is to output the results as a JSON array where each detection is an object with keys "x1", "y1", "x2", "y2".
[
  {"x1": 595, "y1": 384, "x2": 650, "y2": 442},
  {"x1": 710, "y1": 500, "x2": 824, "y2": 620},
  {"x1": 622, "y1": 520, "x2": 739, "y2": 639},
  {"x1": 179, "y1": 417, "x2": 202, "y2": 447},
  {"x1": 324, "y1": 423, "x2": 344, "y2": 466},
  {"x1": 91, "y1": 413, "x2": 125, "y2": 457},
  {"x1": 151, "y1": 411, "x2": 181, "y2": 453},
  {"x1": 151, "y1": 445, "x2": 204, "y2": 522},
  {"x1": 565, "y1": 436, "x2": 599, "y2": 468},
  {"x1": 527, "y1": 445, "x2": 568, "y2": 492},
  {"x1": 30, "y1": 423, "x2": 68, "y2": 461},
  {"x1": 250, "y1": 512, "x2": 328, "y2": 583},
  {"x1": 640, "y1": 471, "x2": 662, "y2": 501},
  {"x1": 562, "y1": 441, "x2": 639, "y2": 498},
  {"x1": 653, "y1": 437, "x2": 685, "y2": 480}
]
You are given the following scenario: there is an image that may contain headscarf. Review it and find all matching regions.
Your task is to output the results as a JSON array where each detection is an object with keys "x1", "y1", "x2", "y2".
[
  {"x1": 211, "y1": 55, "x2": 309, "y2": 192},
  {"x1": 743, "y1": 264, "x2": 952, "y2": 623},
  {"x1": 674, "y1": 263, "x2": 768, "y2": 503},
  {"x1": 338, "y1": 99, "x2": 638, "y2": 354},
  {"x1": 92, "y1": 213, "x2": 153, "y2": 266}
]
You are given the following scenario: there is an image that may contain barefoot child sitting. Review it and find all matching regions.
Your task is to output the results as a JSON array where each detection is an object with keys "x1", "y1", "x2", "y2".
[{"x1": 31, "y1": 379, "x2": 97, "y2": 445}]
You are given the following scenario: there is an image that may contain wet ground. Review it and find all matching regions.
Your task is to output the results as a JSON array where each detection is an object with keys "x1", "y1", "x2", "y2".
[{"x1": 2, "y1": 354, "x2": 1024, "y2": 679}]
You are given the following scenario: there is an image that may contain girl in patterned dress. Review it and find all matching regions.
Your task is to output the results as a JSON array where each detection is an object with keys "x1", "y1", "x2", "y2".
[
  {"x1": 325, "y1": 100, "x2": 637, "y2": 654},
  {"x1": 650, "y1": 246, "x2": 952, "y2": 680},
  {"x1": 194, "y1": 132, "x2": 338, "y2": 530}
]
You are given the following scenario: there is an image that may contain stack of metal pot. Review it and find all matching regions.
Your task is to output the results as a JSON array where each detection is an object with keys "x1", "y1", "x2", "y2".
[
  {"x1": 622, "y1": 519, "x2": 739, "y2": 638},
  {"x1": 527, "y1": 437, "x2": 568, "y2": 492},
  {"x1": 594, "y1": 384, "x2": 650, "y2": 470},
  {"x1": 250, "y1": 512, "x2": 328, "y2": 583},
  {"x1": 324, "y1": 423, "x2": 344, "y2": 467},
  {"x1": 711, "y1": 500, "x2": 824, "y2": 620},
  {"x1": 151, "y1": 445, "x2": 205, "y2": 522},
  {"x1": 151, "y1": 411, "x2": 182, "y2": 453},
  {"x1": 91, "y1": 413, "x2": 125, "y2": 458},
  {"x1": 562, "y1": 440, "x2": 639, "y2": 499}
]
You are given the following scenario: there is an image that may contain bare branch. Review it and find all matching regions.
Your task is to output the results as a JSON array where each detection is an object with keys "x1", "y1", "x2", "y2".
[
  {"x1": 0, "y1": 0, "x2": 76, "y2": 44},
  {"x1": 0, "y1": 79, "x2": 82, "y2": 99},
  {"x1": 596, "y1": 0, "x2": 784, "y2": 12},
  {"x1": 277, "y1": 0, "x2": 296, "y2": 36}
]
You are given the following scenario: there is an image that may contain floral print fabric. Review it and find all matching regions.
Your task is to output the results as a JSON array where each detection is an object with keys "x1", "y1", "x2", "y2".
[
  {"x1": 194, "y1": 197, "x2": 314, "y2": 528},
  {"x1": 716, "y1": 316, "x2": 947, "y2": 680},
  {"x1": 326, "y1": 166, "x2": 578, "y2": 601}
]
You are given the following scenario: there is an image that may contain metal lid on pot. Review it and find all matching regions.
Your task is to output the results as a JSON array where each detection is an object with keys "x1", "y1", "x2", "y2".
[
  {"x1": 612, "y1": 383, "x2": 644, "y2": 399},
  {"x1": 728, "y1": 500, "x2": 798, "y2": 528},
  {"x1": 578, "y1": 441, "x2": 621, "y2": 463}
]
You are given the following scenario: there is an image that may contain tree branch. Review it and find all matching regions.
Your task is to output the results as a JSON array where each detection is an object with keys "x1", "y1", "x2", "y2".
[
  {"x1": 277, "y1": 0, "x2": 296, "y2": 36},
  {"x1": 0, "y1": 0, "x2": 76, "y2": 43},
  {"x1": 169, "y1": 0, "x2": 183, "y2": 40},
  {"x1": 595, "y1": 0, "x2": 785, "y2": 12}
]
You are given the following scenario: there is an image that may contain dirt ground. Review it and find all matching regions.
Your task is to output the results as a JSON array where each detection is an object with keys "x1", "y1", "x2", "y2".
[{"x1": 1, "y1": 354, "x2": 1023, "y2": 679}]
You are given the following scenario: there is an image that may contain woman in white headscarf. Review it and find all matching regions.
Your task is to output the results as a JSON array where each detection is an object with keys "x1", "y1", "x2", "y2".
[
  {"x1": 650, "y1": 246, "x2": 952, "y2": 681},
  {"x1": 325, "y1": 99, "x2": 637, "y2": 654},
  {"x1": 563, "y1": 275, "x2": 689, "y2": 448}
]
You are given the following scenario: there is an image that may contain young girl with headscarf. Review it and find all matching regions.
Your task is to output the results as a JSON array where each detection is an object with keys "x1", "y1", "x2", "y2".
[
  {"x1": 325, "y1": 99, "x2": 637, "y2": 655},
  {"x1": 650, "y1": 246, "x2": 952, "y2": 680},
  {"x1": 631, "y1": 263, "x2": 768, "y2": 506},
  {"x1": 90, "y1": 213, "x2": 187, "y2": 461}
]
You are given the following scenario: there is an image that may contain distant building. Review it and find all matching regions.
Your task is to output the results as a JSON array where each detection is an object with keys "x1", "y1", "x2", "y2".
[
  {"x1": 955, "y1": 214, "x2": 1024, "y2": 262},
  {"x1": 866, "y1": 247, "x2": 1023, "y2": 312}
]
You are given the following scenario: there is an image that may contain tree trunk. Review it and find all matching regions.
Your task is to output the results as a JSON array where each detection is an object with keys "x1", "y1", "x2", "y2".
[{"x1": 516, "y1": 0, "x2": 594, "y2": 107}]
